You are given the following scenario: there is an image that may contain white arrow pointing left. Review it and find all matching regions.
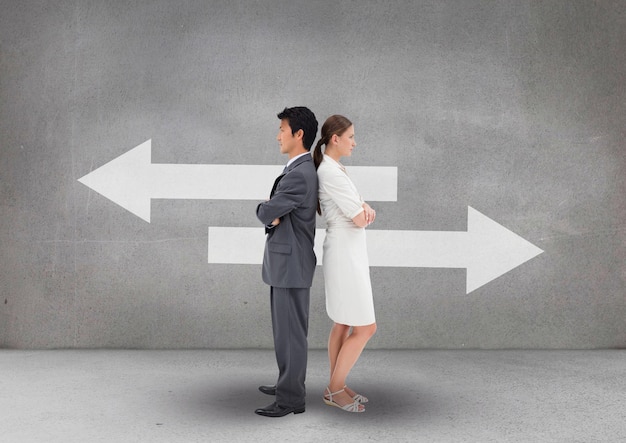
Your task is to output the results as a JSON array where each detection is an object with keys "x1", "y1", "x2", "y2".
[{"x1": 78, "y1": 139, "x2": 397, "y2": 222}]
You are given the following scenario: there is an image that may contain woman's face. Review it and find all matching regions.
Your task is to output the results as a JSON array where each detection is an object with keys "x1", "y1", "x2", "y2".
[{"x1": 333, "y1": 125, "x2": 356, "y2": 158}]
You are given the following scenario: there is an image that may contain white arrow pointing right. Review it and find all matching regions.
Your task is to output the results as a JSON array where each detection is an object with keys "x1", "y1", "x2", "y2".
[
  {"x1": 367, "y1": 206, "x2": 544, "y2": 293},
  {"x1": 208, "y1": 207, "x2": 544, "y2": 294}
]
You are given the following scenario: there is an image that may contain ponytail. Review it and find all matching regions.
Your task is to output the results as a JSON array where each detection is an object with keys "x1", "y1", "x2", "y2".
[{"x1": 313, "y1": 138, "x2": 325, "y2": 171}]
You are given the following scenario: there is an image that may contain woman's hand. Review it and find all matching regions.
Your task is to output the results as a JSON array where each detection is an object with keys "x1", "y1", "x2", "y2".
[
  {"x1": 352, "y1": 203, "x2": 376, "y2": 228},
  {"x1": 362, "y1": 203, "x2": 376, "y2": 225}
]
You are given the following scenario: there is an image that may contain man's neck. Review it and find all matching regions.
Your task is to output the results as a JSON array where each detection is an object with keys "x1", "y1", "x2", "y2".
[{"x1": 288, "y1": 147, "x2": 308, "y2": 159}]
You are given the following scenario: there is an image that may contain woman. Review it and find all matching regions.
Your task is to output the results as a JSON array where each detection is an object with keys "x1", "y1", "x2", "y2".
[{"x1": 313, "y1": 115, "x2": 377, "y2": 413}]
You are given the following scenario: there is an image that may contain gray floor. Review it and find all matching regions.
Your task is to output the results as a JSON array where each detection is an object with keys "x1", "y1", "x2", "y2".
[{"x1": 1, "y1": 350, "x2": 624, "y2": 442}]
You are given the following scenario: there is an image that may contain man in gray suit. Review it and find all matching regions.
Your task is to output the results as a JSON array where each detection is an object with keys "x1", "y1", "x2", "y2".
[{"x1": 254, "y1": 107, "x2": 318, "y2": 417}]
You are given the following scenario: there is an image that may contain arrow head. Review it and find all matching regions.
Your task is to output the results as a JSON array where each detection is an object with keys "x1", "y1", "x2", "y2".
[
  {"x1": 465, "y1": 206, "x2": 543, "y2": 293},
  {"x1": 78, "y1": 139, "x2": 153, "y2": 222}
]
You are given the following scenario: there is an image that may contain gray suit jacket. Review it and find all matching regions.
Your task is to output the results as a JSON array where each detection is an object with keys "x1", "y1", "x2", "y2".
[{"x1": 256, "y1": 154, "x2": 318, "y2": 288}]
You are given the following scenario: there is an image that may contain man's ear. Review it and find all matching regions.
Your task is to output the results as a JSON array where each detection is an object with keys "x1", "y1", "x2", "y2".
[{"x1": 294, "y1": 129, "x2": 304, "y2": 141}]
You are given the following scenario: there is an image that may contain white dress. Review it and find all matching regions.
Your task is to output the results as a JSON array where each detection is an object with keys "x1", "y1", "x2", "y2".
[{"x1": 317, "y1": 155, "x2": 376, "y2": 326}]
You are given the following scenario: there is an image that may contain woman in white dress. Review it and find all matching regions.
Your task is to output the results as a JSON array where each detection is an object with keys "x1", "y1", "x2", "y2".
[{"x1": 313, "y1": 115, "x2": 377, "y2": 413}]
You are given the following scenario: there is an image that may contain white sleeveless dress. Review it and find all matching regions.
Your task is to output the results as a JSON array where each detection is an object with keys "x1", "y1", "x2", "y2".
[{"x1": 317, "y1": 155, "x2": 375, "y2": 326}]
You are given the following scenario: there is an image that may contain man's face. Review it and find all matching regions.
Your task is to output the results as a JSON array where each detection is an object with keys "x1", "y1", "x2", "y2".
[{"x1": 277, "y1": 119, "x2": 301, "y2": 156}]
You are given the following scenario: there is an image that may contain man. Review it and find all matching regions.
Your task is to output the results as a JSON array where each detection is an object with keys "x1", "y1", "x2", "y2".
[{"x1": 254, "y1": 107, "x2": 318, "y2": 417}]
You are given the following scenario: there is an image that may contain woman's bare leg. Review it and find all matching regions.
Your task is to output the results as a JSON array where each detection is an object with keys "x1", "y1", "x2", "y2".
[
  {"x1": 326, "y1": 322, "x2": 377, "y2": 407},
  {"x1": 328, "y1": 323, "x2": 351, "y2": 378}
]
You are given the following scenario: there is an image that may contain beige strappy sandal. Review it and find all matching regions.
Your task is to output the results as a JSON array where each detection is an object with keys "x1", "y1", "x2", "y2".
[
  {"x1": 323, "y1": 387, "x2": 365, "y2": 413},
  {"x1": 345, "y1": 385, "x2": 369, "y2": 404}
]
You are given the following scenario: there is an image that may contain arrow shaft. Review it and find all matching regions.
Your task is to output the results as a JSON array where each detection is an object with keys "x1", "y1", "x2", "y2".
[
  {"x1": 152, "y1": 164, "x2": 281, "y2": 200},
  {"x1": 366, "y1": 230, "x2": 472, "y2": 268},
  {"x1": 152, "y1": 164, "x2": 397, "y2": 201},
  {"x1": 207, "y1": 227, "x2": 473, "y2": 268}
]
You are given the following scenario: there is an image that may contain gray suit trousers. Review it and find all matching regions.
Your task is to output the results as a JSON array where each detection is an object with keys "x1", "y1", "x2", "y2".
[{"x1": 270, "y1": 286, "x2": 310, "y2": 408}]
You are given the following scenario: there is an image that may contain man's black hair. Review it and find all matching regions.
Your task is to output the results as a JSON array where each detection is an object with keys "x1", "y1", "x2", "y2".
[{"x1": 277, "y1": 107, "x2": 318, "y2": 151}]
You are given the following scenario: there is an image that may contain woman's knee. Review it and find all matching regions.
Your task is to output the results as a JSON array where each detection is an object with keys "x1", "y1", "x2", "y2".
[
  {"x1": 354, "y1": 323, "x2": 377, "y2": 338},
  {"x1": 367, "y1": 322, "x2": 377, "y2": 337},
  {"x1": 332, "y1": 323, "x2": 351, "y2": 335}
]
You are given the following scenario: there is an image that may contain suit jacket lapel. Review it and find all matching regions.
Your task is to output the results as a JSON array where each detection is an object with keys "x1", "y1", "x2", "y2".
[
  {"x1": 285, "y1": 153, "x2": 312, "y2": 173},
  {"x1": 271, "y1": 154, "x2": 311, "y2": 197}
]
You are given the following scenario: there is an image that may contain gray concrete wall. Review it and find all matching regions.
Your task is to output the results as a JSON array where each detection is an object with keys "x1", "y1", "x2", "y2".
[{"x1": 1, "y1": 0, "x2": 625, "y2": 349}]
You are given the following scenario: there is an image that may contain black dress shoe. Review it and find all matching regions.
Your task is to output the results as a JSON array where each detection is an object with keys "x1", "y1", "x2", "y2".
[
  {"x1": 258, "y1": 385, "x2": 277, "y2": 396},
  {"x1": 254, "y1": 402, "x2": 305, "y2": 417}
]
